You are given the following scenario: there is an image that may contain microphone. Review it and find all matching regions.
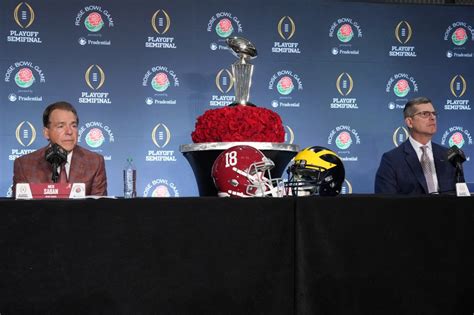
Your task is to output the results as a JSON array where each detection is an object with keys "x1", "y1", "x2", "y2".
[
  {"x1": 45, "y1": 143, "x2": 68, "y2": 183},
  {"x1": 447, "y1": 145, "x2": 466, "y2": 183}
]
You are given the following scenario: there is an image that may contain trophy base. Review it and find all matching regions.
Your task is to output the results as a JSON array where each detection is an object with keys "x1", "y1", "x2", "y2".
[
  {"x1": 228, "y1": 102, "x2": 256, "y2": 107},
  {"x1": 180, "y1": 142, "x2": 299, "y2": 196}
]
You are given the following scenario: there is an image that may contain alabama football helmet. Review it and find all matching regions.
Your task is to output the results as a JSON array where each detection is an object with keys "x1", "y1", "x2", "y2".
[
  {"x1": 286, "y1": 146, "x2": 345, "y2": 196},
  {"x1": 212, "y1": 145, "x2": 284, "y2": 197}
]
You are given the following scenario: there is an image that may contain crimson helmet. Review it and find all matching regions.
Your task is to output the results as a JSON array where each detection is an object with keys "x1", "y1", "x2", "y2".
[
  {"x1": 286, "y1": 146, "x2": 345, "y2": 196},
  {"x1": 212, "y1": 145, "x2": 284, "y2": 197}
]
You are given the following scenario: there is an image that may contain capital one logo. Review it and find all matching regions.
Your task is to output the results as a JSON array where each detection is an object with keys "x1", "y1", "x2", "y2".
[
  {"x1": 450, "y1": 75, "x2": 467, "y2": 98},
  {"x1": 16, "y1": 121, "x2": 36, "y2": 146},
  {"x1": 278, "y1": 16, "x2": 295, "y2": 40},
  {"x1": 152, "y1": 123, "x2": 171, "y2": 148},
  {"x1": 14, "y1": 2, "x2": 35, "y2": 28},
  {"x1": 151, "y1": 9, "x2": 171, "y2": 34},
  {"x1": 85, "y1": 65, "x2": 105, "y2": 90},
  {"x1": 395, "y1": 21, "x2": 412, "y2": 44},
  {"x1": 215, "y1": 69, "x2": 233, "y2": 93},
  {"x1": 336, "y1": 72, "x2": 353, "y2": 96}
]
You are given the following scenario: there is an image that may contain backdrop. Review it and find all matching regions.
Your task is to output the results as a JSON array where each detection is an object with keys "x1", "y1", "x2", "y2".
[{"x1": 1, "y1": 0, "x2": 473, "y2": 197}]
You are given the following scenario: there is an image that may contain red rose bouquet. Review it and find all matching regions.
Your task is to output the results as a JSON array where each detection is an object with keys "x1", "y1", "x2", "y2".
[{"x1": 191, "y1": 105, "x2": 285, "y2": 143}]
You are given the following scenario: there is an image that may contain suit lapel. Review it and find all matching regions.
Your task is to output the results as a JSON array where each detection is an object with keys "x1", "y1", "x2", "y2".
[
  {"x1": 403, "y1": 141, "x2": 428, "y2": 193},
  {"x1": 69, "y1": 146, "x2": 85, "y2": 183}
]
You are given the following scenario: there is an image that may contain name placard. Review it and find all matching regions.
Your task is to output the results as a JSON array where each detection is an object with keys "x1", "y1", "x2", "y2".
[{"x1": 15, "y1": 183, "x2": 86, "y2": 199}]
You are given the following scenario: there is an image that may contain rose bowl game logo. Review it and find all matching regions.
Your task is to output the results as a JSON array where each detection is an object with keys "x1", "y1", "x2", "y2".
[
  {"x1": 142, "y1": 65, "x2": 179, "y2": 105},
  {"x1": 444, "y1": 22, "x2": 474, "y2": 58},
  {"x1": 143, "y1": 178, "x2": 179, "y2": 197},
  {"x1": 441, "y1": 126, "x2": 473, "y2": 156},
  {"x1": 207, "y1": 12, "x2": 243, "y2": 51},
  {"x1": 75, "y1": 5, "x2": 114, "y2": 46},
  {"x1": 268, "y1": 70, "x2": 303, "y2": 108},
  {"x1": 386, "y1": 73, "x2": 418, "y2": 110},
  {"x1": 4, "y1": 61, "x2": 46, "y2": 102},
  {"x1": 78, "y1": 121, "x2": 114, "y2": 159},
  {"x1": 327, "y1": 125, "x2": 361, "y2": 161},
  {"x1": 329, "y1": 18, "x2": 363, "y2": 55}
]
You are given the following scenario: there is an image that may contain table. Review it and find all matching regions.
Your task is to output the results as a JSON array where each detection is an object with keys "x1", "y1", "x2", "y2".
[{"x1": 1, "y1": 195, "x2": 473, "y2": 314}]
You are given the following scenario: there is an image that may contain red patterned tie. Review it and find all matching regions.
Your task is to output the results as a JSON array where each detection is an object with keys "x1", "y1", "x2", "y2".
[{"x1": 59, "y1": 163, "x2": 68, "y2": 183}]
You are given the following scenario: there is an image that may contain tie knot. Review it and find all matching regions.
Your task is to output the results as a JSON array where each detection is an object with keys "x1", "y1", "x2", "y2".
[{"x1": 421, "y1": 146, "x2": 428, "y2": 153}]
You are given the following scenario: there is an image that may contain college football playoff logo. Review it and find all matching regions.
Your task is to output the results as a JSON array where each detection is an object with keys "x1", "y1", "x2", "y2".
[
  {"x1": 85, "y1": 65, "x2": 105, "y2": 90},
  {"x1": 215, "y1": 69, "x2": 234, "y2": 93},
  {"x1": 151, "y1": 9, "x2": 171, "y2": 34},
  {"x1": 450, "y1": 75, "x2": 467, "y2": 98},
  {"x1": 16, "y1": 121, "x2": 36, "y2": 146},
  {"x1": 14, "y1": 2, "x2": 35, "y2": 28},
  {"x1": 395, "y1": 21, "x2": 412, "y2": 44},
  {"x1": 152, "y1": 123, "x2": 171, "y2": 148},
  {"x1": 278, "y1": 16, "x2": 296, "y2": 40},
  {"x1": 336, "y1": 72, "x2": 353, "y2": 96}
]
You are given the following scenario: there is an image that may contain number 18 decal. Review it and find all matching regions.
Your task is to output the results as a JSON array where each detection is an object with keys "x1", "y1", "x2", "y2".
[{"x1": 225, "y1": 150, "x2": 237, "y2": 167}]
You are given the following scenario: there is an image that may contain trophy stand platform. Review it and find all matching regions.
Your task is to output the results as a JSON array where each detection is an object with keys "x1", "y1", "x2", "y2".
[{"x1": 180, "y1": 142, "x2": 299, "y2": 196}]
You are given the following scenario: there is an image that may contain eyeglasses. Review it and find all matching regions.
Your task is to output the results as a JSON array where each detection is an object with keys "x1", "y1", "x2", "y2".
[{"x1": 411, "y1": 111, "x2": 438, "y2": 119}]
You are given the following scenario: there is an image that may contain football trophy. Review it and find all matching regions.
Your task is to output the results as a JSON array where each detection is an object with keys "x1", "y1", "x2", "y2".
[{"x1": 226, "y1": 36, "x2": 257, "y2": 106}]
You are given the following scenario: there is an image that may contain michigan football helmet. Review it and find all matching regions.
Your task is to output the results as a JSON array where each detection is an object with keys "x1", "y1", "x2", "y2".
[
  {"x1": 286, "y1": 146, "x2": 345, "y2": 196},
  {"x1": 212, "y1": 145, "x2": 284, "y2": 197}
]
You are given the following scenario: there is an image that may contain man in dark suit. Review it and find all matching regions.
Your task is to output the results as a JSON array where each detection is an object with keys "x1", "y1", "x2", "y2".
[
  {"x1": 375, "y1": 97, "x2": 456, "y2": 194},
  {"x1": 13, "y1": 101, "x2": 107, "y2": 196}
]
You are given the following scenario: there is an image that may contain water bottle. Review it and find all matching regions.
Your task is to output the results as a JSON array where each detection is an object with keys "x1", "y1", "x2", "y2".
[{"x1": 123, "y1": 158, "x2": 137, "y2": 198}]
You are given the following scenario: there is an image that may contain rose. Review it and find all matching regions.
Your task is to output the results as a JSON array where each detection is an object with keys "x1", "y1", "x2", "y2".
[
  {"x1": 154, "y1": 73, "x2": 169, "y2": 86},
  {"x1": 18, "y1": 68, "x2": 33, "y2": 82},
  {"x1": 452, "y1": 132, "x2": 463, "y2": 145},
  {"x1": 340, "y1": 24, "x2": 352, "y2": 37},
  {"x1": 396, "y1": 79, "x2": 408, "y2": 92},
  {"x1": 88, "y1": 128, "x2": 103, "y2": 141},
  {"x1": 338, "y1": 131, "x2": 351, "y2": 144},
  {"x1": 454, "y1": 27, "x2": 467, "y2": 41},
  {"x1": 191, "y1": 105, "x2": 285, "y2": 143},
  {"x1": 88, "y1": 12, "x2": 103, "y2": 27},
  {"x1": 219, "y1": 18, "x2": 232, "y2": 33}
]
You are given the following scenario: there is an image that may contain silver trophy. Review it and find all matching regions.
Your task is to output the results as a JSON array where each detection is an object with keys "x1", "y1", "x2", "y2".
[{"x1": 226, "y1": 36, "x2": 257, "y2": 106}]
